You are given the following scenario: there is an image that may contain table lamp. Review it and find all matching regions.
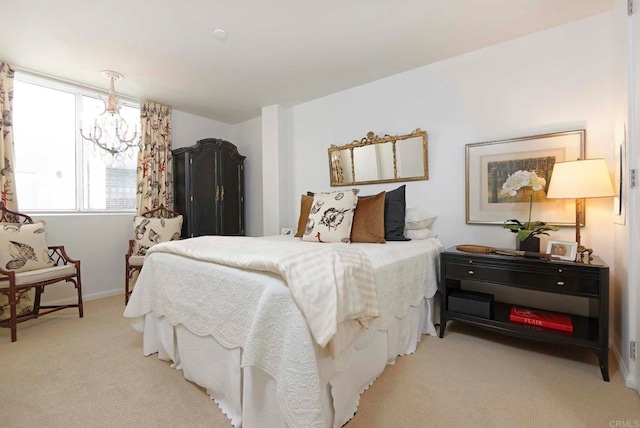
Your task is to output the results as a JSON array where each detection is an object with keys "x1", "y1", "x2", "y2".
[{"x1": 546, "y1": 158, "x2": 615, "y2": 261}]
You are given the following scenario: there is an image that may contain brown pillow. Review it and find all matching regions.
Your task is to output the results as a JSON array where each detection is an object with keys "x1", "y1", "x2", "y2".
[
  {"x1": 351, "y1": 191, "x2": 386, "y2": 243},
  {"x1": 294, "y1": 194, "x2": 314, "y2": 237}
]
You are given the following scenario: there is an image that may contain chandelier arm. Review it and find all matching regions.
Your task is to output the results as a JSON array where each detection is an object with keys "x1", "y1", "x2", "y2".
[
  {"x1": 123, "y1": 136, "x2": 140, "y2": 146},
  {"x1": 79, "y1": 128, "x2": 94, "y2": 142},
  {"x1": 94, "y1": 123, "x2": 103, "y2": 141},
  {"x1": 79, "y1": 70, "x2": 142, "y2": 163},
  {"x1": 115, "y1": 114, "x2": 139, "y2": 143},
  {"x1": 115, "y1": 129, "x2": 139, "y2": 145},
  {"x1": 89, "y1": 138, "x2": 119, "y2": 155},
  {"x1": 80, "y1": 123, "x2": 103, "y2": 144}
]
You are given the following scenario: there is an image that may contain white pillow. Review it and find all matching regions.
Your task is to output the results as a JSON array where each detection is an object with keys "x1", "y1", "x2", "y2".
[
  {"x1": 404, "y1": 228, "x2": 438, "y2": 240},
  {"x1": 133, "y1": 216, "x2": 183, "y2": 255},
  {"x1": 0, "y1": 221, "x2": 54, "y2": 272},
  {"x1": 302, "y1": 190, "x2": 359, "y2": 243},
  {"x1": 404, "y1": 207, "x2": 437, "y2": 230}
]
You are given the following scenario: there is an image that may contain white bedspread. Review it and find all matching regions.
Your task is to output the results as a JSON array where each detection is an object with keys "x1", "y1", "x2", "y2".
[
  {"x1": 139, "y1": 236, "x2": 379, "y2": 347},
  {"x1": 124, "y1": 236, "x2": 443, "y2": 428}
]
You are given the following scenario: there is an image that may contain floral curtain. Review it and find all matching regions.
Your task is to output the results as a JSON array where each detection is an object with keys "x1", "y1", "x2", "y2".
[
  {"x1": 0, "y1": 62, "x2": 31, "y2": 321},
  {"x1": 136, "y1": 101, "x2": 173, "y2": 214},
  {"x1": 0, "y1": 62, "x2": 18, "y2": 211}
]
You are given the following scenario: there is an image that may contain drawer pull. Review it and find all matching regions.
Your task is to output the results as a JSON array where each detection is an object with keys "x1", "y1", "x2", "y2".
[
  {"x1": 469, "y1": 260, "x2": 473, "y2": 264},
  {"x1": 558, "y1": 269, "x2": 563, "y2": 273},
  {"x1": 557, "y1": 281, "x2": 565, "y2": 286},
  {"x1": 468, "y1": 270, "x2": 474, "y2": 275}
]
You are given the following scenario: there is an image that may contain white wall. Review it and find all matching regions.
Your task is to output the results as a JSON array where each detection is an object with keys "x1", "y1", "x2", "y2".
[
  {"x1": 33, "y1": 213, "x2": 133, "y2": 304},
  {"x1": 632, "y1": 4, "x2": 640, "y2": 394},
  {"x1": 232, "y1": 116, "x2": 263, "y2": 236},
  {"x1": 611, "y1": 0, "x2": 635, "y2": 387},
  {"x1": 172, "y1": 109, "x2": 233, "y2": 149},
  {"x1": 623, "y1": 6, "x2": 640, "y2": 393},
  {"x1": 286, "y1": 13, "x2": 614, "y2": 264},
  {"x1": 261, "y1": 105, "x2": 290, "y2": 236},
  {"x1": 37, "y1": 109, "x2": 234, "y2": 304}
]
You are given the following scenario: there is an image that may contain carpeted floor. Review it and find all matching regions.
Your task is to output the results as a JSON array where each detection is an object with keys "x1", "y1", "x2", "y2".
[{"x1": 1, "y1": 295, "x2": 638, "y2": 427}]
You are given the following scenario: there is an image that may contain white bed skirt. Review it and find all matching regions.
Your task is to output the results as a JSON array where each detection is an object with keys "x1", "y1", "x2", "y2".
[{"x1": 140, "y1": 296, "x2": 436, "y2": 428}]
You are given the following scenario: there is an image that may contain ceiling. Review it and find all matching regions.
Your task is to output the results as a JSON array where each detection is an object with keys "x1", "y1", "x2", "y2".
[{"x1": 1, "y1": 0, "x2": 612, "y2": 124}]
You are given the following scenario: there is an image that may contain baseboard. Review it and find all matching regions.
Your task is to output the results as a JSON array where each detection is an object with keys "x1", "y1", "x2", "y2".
[
  {"x1": 611, "y1": 339, "x2": 636, "y2": 389},
  {"x1": 44, "y1": 288, "x2": 123, "y2": 306},
  {"x1": 84, "y1": 288, "x2": 124, "y2": 302}
]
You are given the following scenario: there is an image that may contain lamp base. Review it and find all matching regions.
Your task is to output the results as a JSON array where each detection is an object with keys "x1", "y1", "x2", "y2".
[{"x1": 573, "y1": 199, "x2": 593, "y2": 263}]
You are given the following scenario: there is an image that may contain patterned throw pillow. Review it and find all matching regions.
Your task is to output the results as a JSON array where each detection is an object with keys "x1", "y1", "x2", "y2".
[
  {"x1": 294, "y1": 194, "x2": 314, "y2": 238},
  {"x1": 133, "y1": 216, "x2": 183, "y2": 256},
  {"x1": 0, "y1": 222, "x2": 54, "y2": 273},
  {"x1": 302, "y1": 190, "x2": 359, "y2": 243}
]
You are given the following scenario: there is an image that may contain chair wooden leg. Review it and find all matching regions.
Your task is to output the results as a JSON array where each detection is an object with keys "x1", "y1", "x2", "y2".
[
  {"x1": 77, "y1": 286, "x2": 83, "y2": 318},
  {"x1": 9, "y1": 290, "x2": 17, "y2": 343},
  {"x1": 124, "y1": 265, "x2": 140, "y2": 305},
  {"x1": 33, "y1": 286, "x2": 43, "y2": 318},
  {"x1": 75, "y1": 266, "x2": 83, "y2": 318},
  {"x1": 125, "y1": 267, "x2": 130, "y2": 305}
]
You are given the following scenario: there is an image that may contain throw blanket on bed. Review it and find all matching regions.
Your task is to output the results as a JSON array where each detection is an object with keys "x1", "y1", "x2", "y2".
[{"x1": 144, "y1": 236, "x2": 380, "y2": 347}]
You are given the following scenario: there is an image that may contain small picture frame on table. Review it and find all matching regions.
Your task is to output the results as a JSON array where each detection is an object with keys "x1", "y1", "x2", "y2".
[{"x1": 546, "y1": 240, "x2": 578, "y2": 261}]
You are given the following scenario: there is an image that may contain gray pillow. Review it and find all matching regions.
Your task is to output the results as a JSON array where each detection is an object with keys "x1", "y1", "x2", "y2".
[{"x1": 383, "y1": 185, "x2": 409, "y2": 241}]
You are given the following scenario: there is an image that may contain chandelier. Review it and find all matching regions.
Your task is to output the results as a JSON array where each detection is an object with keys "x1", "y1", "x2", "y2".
[{"x1": 80, "y1": 70, "x2": 142, "y2": 163}]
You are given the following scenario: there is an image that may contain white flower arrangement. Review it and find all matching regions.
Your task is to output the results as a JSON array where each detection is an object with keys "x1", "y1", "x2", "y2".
[
  {"x1": 501, "y1": 169, "x2": 559, "y2": 241},
  {"x1": 500, "y1": 170, "x2": 546, "y2": 197}
]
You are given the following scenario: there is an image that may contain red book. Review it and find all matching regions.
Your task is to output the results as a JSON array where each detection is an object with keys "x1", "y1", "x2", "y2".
[{"x1": 509, "y1": 306, "x2": 573, "y2": 333}]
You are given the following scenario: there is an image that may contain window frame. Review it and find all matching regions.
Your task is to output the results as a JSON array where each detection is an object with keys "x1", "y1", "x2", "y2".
[{"x1": 14, "y1": 71, "x2": 140, "y2": 214}]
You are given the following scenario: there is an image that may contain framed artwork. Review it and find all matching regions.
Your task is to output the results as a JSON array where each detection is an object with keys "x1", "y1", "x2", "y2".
[
  {"x1": 465, "y1": 130, "x2": 585, "y2": 226},
  {"x1": 546, "y1": 240, "x2": 578, "y2": 261},
  {"x1": 613, "y1": 123, "x2": 626, "y2": 225}
]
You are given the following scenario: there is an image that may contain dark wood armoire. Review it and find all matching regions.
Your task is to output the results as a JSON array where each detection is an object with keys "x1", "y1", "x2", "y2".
[{"x1": 173, "y1": 138, "x2": 246, "y2": 238}]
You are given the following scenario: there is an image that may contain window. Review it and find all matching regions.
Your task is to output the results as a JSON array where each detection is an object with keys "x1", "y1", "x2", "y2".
[{"x1": 12, "y1": 73, "x2": 139, "y2": 212}]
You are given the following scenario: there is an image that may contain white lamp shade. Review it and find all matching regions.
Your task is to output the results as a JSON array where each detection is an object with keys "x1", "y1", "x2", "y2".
[{"x1": 546, "y1": 159, "x2": 615, "y2": 199}]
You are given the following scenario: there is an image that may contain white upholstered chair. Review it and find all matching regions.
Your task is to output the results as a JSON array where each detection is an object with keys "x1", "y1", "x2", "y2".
[
  {"x1": 125, "y1": 205, "x2": 182, "y2": 304},
  {"x1": 0, "y1": 202, "x2": 83, "y2": 342}
]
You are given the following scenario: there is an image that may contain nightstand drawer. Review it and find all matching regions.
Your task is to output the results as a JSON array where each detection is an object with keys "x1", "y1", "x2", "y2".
[
  {"x1": 446, "y1": 262, "x2": 510, "y2": 282},
  {"x1": 445, "y1": 262, "x2": 599, "y2": 296},
  {"x1": 535, "y1": 274, "x2": 599, "y2": 296}
]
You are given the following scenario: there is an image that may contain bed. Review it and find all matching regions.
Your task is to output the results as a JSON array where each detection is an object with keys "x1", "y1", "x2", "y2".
[{"x1": 123, "y1": 235, "x2": 443, "y2": 428}]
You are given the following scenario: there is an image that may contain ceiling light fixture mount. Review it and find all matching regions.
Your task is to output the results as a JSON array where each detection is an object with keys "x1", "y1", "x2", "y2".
[
  {"x1": 214, "y1": 29, "x2": 228, "y2": 40},
  {"x1": 80, "y1": 70, "x2": 142, "y2": 163}
]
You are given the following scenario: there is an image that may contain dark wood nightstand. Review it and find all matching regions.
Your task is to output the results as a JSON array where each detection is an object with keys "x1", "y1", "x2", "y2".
[{"x1": 439, "y1": 247, "x2": 610, "y2": 381}]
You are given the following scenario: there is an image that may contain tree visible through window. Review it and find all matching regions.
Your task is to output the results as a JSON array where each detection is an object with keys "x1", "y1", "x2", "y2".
[{"x1": 12, "y1": 74, "x2": 139, "y2": 212}]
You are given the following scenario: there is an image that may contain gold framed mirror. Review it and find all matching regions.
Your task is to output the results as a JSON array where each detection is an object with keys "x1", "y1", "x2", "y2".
[{"x1": 328, "y1": 128, "x2": 428, "y2": 186}]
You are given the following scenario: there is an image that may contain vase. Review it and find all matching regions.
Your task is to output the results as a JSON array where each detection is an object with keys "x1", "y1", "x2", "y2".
[{"x1": 516, "y1": 236, "x2": 540, "y2": 252}]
